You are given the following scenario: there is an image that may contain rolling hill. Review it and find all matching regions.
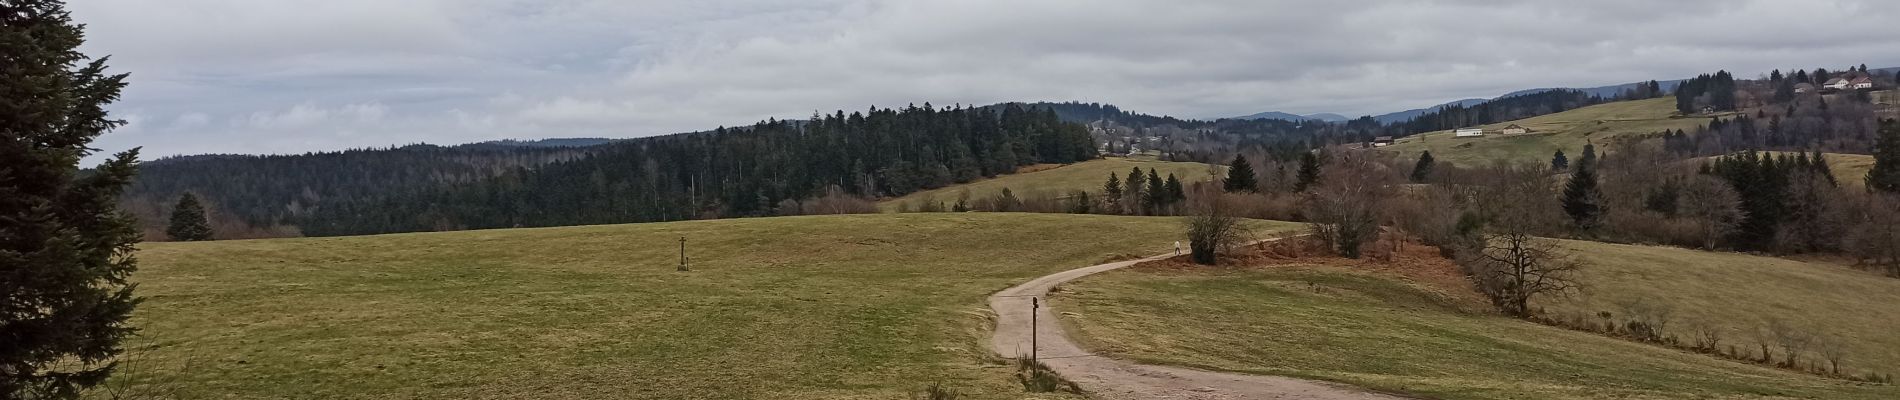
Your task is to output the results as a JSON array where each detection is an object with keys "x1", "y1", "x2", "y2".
[
  {"x1": 1054, "y1": 241, "x2": 1900, "y2": 399},
  {"x1": 121, "y1": 213, "x2": 1301, "y2": 399},
  {"x1": 1379, "y1": 98, "x2": 1718, "y2": 167},
  {"x1": 879, "y1": 157, "x2": 1220, "y2": 211}
]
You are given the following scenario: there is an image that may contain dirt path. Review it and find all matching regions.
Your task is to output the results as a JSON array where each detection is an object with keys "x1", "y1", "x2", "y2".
[{"x1": 987, "y1": 248, "x2": 1410, "y2": 400}]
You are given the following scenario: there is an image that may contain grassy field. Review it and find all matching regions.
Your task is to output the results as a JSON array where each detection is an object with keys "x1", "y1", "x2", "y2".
[
  {"x1": 1055, "y1": 250, "x2": 1898, "y2": 399},
  {"x1": 880, "y1": 157, "x2": 1218, "y2": 211},
  {"x1": 121, "y1": 214, "x2": 1299, "y2": 399},
  {"x1": 1820, "y1": 153, "x2": 1874, "y2": 189},
  {"x1": 1543, "y1": 240, "x2": 1900, "y2": 379},
  {"x1": 1382, "y1": 98, "x2": 1718, "y2": 167}
]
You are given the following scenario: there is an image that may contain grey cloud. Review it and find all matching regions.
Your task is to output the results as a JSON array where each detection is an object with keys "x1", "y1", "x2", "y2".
[{"x1": 66, "y1": 0, "x2": 1900, "y2": 162}]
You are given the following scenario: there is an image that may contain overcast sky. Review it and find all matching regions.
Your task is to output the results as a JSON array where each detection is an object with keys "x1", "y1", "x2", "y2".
[{"x1": 71, "y1": 0, "x2": 1900, "y2": 161}]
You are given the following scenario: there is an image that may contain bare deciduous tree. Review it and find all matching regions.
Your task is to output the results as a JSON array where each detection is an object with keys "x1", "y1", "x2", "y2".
[
  {"x1": 1768, "y1": 319, "x2": 1813, "y2": 368},
  {"x1": 1678, "y1": 175, "x2": 1744, "y2": 250},
  {"x1": 1461, "y1": 230, "x2": 1583, "y2": 317},
  {"x1": 1184, "y1": 187, "x2": 1249, "y2": 265},
  {"x1": 1305, "y1": 150, "x2": 1396, "y2": 258},
  {"x1": 1843, "y1": 194, "x2": 1900, "y2": 276},
  {"x1": 1815, "y1": 335, "x2": 1848, "y2": 375},
  {"x1": 1457, "y1": 163, "x2": 1580, "y2": 317}
]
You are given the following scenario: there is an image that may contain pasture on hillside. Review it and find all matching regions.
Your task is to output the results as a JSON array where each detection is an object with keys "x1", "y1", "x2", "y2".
[
  {"x1": 1055, "y1": 246, "x2": 1899, "y2": 400},
  {"x1": 1382, "y1": 98, "x2": 1718, "y2": 167},
  {"x1": 1543, "y1": 240, "x2": 1900, "y2": 380},
  {"x1": 879, "y1": 157, "x2": 1219, "y2": 211},
  {"x1": 121, "y1": 214, "x2": 1300, "y2": 399}
]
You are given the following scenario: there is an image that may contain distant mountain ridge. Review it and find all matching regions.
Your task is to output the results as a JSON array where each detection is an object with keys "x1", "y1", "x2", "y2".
[{"x1": 1230, "y1": 111, "x2": 1350, "y2": 122}]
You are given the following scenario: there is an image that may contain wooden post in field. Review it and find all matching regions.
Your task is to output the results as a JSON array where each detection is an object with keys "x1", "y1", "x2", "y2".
[
  {"x1": 678, "y1": 237, "x2": 688, "y2": 272},
  {"x1": 1031, "y1": 297, "x2": 1039, "y2": 360}
]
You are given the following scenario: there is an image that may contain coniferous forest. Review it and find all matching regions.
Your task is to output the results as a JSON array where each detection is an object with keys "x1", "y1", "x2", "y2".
[{"x1": 126, "y1": 104, "x2": 1095, "y2": 237}]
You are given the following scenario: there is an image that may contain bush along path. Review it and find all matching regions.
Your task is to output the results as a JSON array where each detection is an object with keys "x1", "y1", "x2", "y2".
[{"x1": 987, "y1": 242, "x2": 1410, "y2": 400}]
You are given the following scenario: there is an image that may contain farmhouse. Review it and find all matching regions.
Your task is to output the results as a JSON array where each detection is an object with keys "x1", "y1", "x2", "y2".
[
  {"x1": 1794, "y1": 83, "x2": 1816, "y2": 94},
  {"x1": 1824, "y1": 77, "x2": 1851, "y2": 91},
  {"x1": 1501, "y1": 124, "x2": 1528, "y2": 135},
  {"x1": 1371, "y1": 136, "x2": 1394, "y2": 147},
  {"x1": 1454, "y1": 128, "x2": 1483, "y2": 138},
  {"x1": 1851, "y1": 76, "x2": 1875, "y2": 90}
]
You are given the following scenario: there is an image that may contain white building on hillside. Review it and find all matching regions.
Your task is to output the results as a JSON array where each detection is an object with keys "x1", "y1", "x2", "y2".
[
  {"x1": 1501, "y1": 124, "x2": 1528, "y2": 135},
  {"x1": 1824, "y1": 77, "x2": 1851, "y2": 91},
  {"x1": 1851, "y1": 77, "x2": 1875, "y2": 90},
  {"x1": 1454, "y1": 128, "x2": 1484, "y2": 138}
]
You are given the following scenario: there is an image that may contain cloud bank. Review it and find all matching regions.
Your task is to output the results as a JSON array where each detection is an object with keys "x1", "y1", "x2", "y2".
[{"x1": 71, "y1": 0, "x2": 1900, "y2": 159}]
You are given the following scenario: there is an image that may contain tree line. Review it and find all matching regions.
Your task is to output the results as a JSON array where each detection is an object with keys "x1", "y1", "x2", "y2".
[{"x1": 299, "y1": 104, "x2": 1097, "y2": 236}]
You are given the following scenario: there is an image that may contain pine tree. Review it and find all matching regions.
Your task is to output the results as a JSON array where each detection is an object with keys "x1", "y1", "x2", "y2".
[
  {"x1": 1125, "y1": 167, "x2": 1147, "y2": 204},
  {"x1": 1870, "y1": 119, "x2": 1900, "y2": 194},
  {"x1": 1164, "y1": 173, "x2": 1185, "y2": 205},
  {"x1": 1562, "y1": 146, "x2": 1605, "y2": 231},
  {"x1": 167, "y1": 193, "x2": 214, "y2": 241},
  {"x1": 1295, "y1": 152, "x2": 1321, "y2": 192},
  {"x1": 1809, "y1": 150, "x2": 1837, "y2": 187},
  {"x1": 1410, "y1": 151, "x2": 1436, "y2": 182},
  {"x1": 1223, "y1": 154, "x2": 1258, "y2": 193},
  {"x1": 1550, "y1": 150, "x2": 1569, "y2": 171},
  {"x1": 1102, "y1": 173, "x2": 1124, "y2": 212},
  {"x1": 2, "y1": 1, "x2": 143, "y2": 396},
  {"x1": 1144, "y1": 169, "x2": 1165, "y2": 215}
]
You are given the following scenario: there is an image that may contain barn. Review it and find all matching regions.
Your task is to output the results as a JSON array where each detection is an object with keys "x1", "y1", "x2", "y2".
[{"x1": 1454, "y1": 128, "x2": 1483, "y2": 138}]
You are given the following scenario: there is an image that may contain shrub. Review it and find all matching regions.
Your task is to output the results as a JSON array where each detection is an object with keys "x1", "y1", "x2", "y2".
[
  {"x1": 915, "y1": 381, "x2": 959, "y2": 400},
  {"x1": 1015, "y1": 359, "x2": 1079, "y2": 393}
]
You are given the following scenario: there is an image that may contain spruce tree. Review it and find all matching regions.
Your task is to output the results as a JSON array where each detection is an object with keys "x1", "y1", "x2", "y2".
[
  {"x1": 1550, "y1": 150, "x2": 1569, "y2": 171},
  {"x1": 1410, "y1": 151, "x2": 1436, "y2": 182},
  {"x1": 1809, "y1": 150, "x2": 1837, "y2": 187},
  {"x1": 1144, "y1": 169, "x2": 1165, "y2": 214},
  {"x1": 1223, "y1": 154, "x2": 1258, "y2": 193},
  {"x1": 1102, "y1": 173, "x2": 1124, "y2": 212},
  {"x1": 1562, "y1": 145, "x2": 1605, "y2": 231},
  {"x1": 1164, "y1": 173, "x2": 1185, "y2": 205},
  {"x1": 1295, "y1": 152, "x2": 1321, "y2": 192},
  {"x1": 166, "y1": 193, "x2": 214, "y2": 241},
  {"x1": 1870, "y1": 119, "x2": 1900, "y2": 194},
  {"x1": 1124, "y1": 167, "x2": 1146, "y2": 204},
  {"x1": 2, "y1": 1, "x2": 143, "y2": 396}
]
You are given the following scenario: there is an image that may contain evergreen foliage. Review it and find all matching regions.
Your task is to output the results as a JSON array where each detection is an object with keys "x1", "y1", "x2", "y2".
[
  {"x1": 1870, "y1": 119, "x2": 1900, "y2": 194},
  {"x1": 1392, "y1": 89, "x2": 1603, "y2": 135},
  {"x1": 1706, "y1": 150, "x2": 1814, "y2": 251},
  {"x1": 302, "y1": 104, "x2": 1096, "y2": 235},
  {"x1": 1164, "y1": 173, "x2": 1185, "y2": 206},
  {"x1": 1550, "y1": 150, "x2": 1569, "y2": 171},
  {"x1": 1561, "y1": 145, "x2": 1604, "y2": 231},
  {"x1": 1410, "y1": 151, "x2": 1435, "y2": 183},
  {"x1": 165, "y1": 193, "x2": 213, "y2": 241},
  {"x1": 1, "y1": 1, "x2": 143, "y2": 396},
  {"x1": 1101, "y1": 173, "x2": 1123, "y2": 211},
  {"x1": 1674, "y1": 71, "x2": 1738, "y2": 114},
  {"x1": 1144, "y1": 169, "x2": 1165, "y2": 214},
  {"x1": 1295, "y1": 152, "x2": 1321, "y2": 192},
  {"x1": 1223, "y1": 154, "x2": 1258, "y2": 193}
]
